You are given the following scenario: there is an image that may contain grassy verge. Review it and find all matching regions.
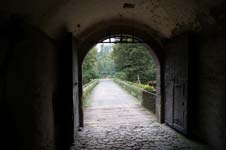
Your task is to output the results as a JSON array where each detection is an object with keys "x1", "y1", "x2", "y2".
[
  {"x1": 113, "y1": 78, "x2": 143, "y2": 100},
  {"x1": 83, "y1": 79, "x2": 99, "y2": 107},
  {"x1": 113, "y1": 78, "x2": 156, "y2": 98},
  {"x1": 113, "y1": 78, "x2": 157, "y2": 113}
]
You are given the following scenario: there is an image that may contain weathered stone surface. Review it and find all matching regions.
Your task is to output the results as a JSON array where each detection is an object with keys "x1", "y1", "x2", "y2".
[
  {"x1": 141, "y1": 91, "x2": 156, "y2": 114},
  {"x1": 71, "y1": 79, "x2": 207, "y2": 150}
]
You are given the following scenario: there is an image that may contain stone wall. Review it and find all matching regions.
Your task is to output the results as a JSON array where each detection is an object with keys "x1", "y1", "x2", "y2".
[
  {"x1": 163, "y1": 12, "x2": 226, "y2": 147},
  {"x1": 0, "y1": 16, "x2": 10, "y2": 107},
  {"x1": 190, "y1": 5, "x2": 226, "y2": 149},
  {"x1": 114, "y1": 79, "x2": 156, "y2": 114},
  {"x1": 0, "y1": 19, "x2": 59, "y2": 150},
  {"x1": 141, "y1": 91, "x2": 156, "y2": 114}
]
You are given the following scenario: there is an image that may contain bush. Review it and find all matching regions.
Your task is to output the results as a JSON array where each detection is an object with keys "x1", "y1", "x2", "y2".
[
  {"x1": 113, "y1": 79, "x2": 143, "y2": 100},
  {"x1": 118, "y1": 79, "x2": 156, "y2": 93},
  {"x1": 83, "y1": 79, "x2": 99, "y2": 107},
  {"x1": 114, "y1": 78, "x2": 157, "y2": 113},
  {"x1": 113, "y1": 72, "x2": 127, "y2": 80}
]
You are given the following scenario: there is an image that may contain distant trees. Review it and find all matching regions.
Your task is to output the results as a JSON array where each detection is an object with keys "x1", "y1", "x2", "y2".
[
  {"x1": 97, "y1": 44, "x2": 115, "y2": 78},
  {"x1": 82, "y1": 43, "x2": 156, "y2": 85},
  {"x1": 82, "y1": 47, "x2": 98, "y2": 84},
  {"x1": 112, "y1": 43, "x2": 156, "y2": 84}
]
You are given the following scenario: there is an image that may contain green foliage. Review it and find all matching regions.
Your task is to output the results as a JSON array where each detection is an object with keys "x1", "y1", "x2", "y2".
[
  {"x1": 83, "y1": 79, "x2": 99, "y2": 107},
  {"x1": 114, "y1": 72, "x2": 127, "y2": 80},
  {"x1": 97, "y1": 44, "x2": 115, "y2": 78},
  {"x1": 143, "y1": 84, "x2": 155, "y2": 92},
  {"x1": 114, "y1": 78, "x2": 156, "y2": 103},
  {"x1": 114, "y1": 79, "x2": 143, "y2": 100},
  {"x1": 82, "y1": 47, "x2": 99, "y2": 84},
  {"x1": 83, "y1": 43, "x2": 157, "y2": 86},
  {"x1": 128, "y1": 81, "x2": 156, "y2": 93},
  {"x1": 83, "y1": 44, "x2": 115, "y2": 84},
  {"x1": 112, "y1": 43, "x2": 156, "y2": 84},
  {"x1": 114, "y1": 78, "x2": 156, "y2": 93}
]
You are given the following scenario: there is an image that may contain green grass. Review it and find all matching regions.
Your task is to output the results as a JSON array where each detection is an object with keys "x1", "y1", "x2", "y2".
[
  {"x1": 83, "y1": 79, "x2": 99, "y2": 108},
  {"x1": 113, "y1": 78, "x2": 143, "y2": 100}
]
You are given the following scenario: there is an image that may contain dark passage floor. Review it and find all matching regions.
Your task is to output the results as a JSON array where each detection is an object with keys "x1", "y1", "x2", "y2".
[{"x1": 71, "y1": 79, "x2": 207, "y2": 150}]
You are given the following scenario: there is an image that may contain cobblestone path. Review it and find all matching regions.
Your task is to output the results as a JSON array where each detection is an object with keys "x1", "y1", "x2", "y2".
[{"x1": 71, "y1": 79, "x2": 207, "y2": 150}]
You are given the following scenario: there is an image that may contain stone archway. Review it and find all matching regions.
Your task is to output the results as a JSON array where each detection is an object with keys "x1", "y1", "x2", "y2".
[{"x1": 72, "y1": 19, "x2": 165, "y2": 127}]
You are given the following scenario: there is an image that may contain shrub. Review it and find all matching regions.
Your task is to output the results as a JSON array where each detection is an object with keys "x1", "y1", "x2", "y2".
[
  {"x1": 83, "y1": 79, "x2": 99, "y2": 107},
  {"x1": 113, "y1": 79, "x2": 143, "y2": 100},
  {"x1": 118, "y1": 79, "x2": 156, "y2": 93}
]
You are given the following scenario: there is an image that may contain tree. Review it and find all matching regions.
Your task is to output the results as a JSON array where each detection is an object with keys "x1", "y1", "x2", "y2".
[
  {"x1": 96, "y1": 44, "x2": 115, "y2": 78},
  {"x1": 113, "y1": 43, "x2": 156, "y2": 84},
  {"x1": 82, "y1": 47, "x2": 99, "y2": 84},
  {"x1": 82, "y1": 43, "x2": 156, "y2": 84}
]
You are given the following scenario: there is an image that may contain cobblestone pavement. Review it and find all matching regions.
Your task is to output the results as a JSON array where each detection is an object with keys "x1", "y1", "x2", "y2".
[{"x1": 71, "y1": 79, "x2": 207, "y2": 150}]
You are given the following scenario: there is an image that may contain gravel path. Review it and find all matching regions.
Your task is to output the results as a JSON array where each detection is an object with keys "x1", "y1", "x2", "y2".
[{"x1": 71, "y1": 79, "x2": 207, "y2": 150}]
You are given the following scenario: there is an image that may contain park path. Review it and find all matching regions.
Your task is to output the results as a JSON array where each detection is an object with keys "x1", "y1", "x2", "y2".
[
  {"x1": 84, "y1": 79, "x2": 155, "y2": 126},
  {"x1": 72, "y1": 79, "x2": 207, "y2": 150}
]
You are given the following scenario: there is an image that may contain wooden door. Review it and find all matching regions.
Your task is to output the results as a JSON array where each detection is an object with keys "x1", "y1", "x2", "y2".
[
  {"x1": 72, "y1": 35, "x2": 80, "y2": 136},
  {"x1": 164, "y1": 34, "x2": 189, "y2": 134},
  {"x1": 172, "y1": 80, "x2": 187, "y2": 134}
]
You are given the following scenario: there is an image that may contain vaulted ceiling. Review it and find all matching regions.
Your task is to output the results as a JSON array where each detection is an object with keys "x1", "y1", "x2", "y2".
[{"x1": 0, "y1": 0, "x2": 224, "y2": 39}]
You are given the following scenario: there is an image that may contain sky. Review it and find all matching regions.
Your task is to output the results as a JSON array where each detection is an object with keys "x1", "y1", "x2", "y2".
[
  {"x1": 96, "y1": 38, "x2": 115, "y2": 52},
  {"x1": 96, "y1": 43, "x2": 114, "y2": 52}
]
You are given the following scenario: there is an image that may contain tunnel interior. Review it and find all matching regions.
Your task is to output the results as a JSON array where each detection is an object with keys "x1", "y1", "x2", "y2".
[{"x1": 0, "y1": 1, "x2": 226, "y2": 150}]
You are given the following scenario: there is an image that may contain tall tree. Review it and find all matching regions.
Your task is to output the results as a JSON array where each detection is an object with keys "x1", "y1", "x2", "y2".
[
  {"x1": 113, "y1": 43, "x2": 156, "y2": 84},
  {"x1": 82, "y1": 47, "x2": 99, "y2": 84},
  {"x1": 96, "y1": 44, "x2": 115, "y2": 78},
  {"x1": 82, "y1": 43, "x2": 156, "y2": 84}
]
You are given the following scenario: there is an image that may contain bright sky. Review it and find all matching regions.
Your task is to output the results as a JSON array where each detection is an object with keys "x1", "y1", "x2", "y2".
[
  {"x1": 96, "y1": 38, "x2": 116, "y2": 52},
  {"x1": 96, "y1": 43, "x2": 114, "y2": 52}
]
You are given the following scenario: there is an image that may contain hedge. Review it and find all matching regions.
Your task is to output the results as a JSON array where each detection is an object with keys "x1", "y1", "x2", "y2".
[
  {"x1": 121, "y1": 80, "x2": 156, "y2": 93},
  {"x1": 83, "y1": 79, "x2": 99, "y2": 107},
  {"x1": 113, "y1": 78, "x2": 156, "y2": 113},
  {"x1": 113, "y1": 79, "x2": 143, "y2": 100}
]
